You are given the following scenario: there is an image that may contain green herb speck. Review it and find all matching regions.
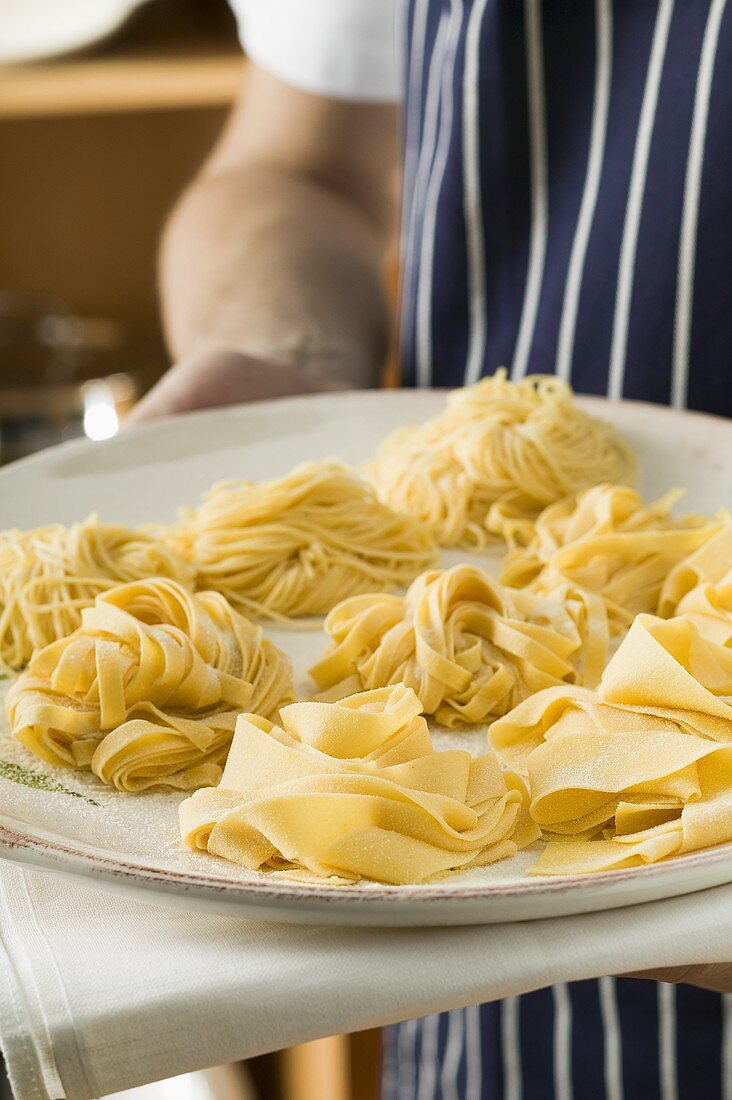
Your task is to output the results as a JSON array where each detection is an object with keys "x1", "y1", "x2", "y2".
[{"x1": 0, "y1": 760, "x2": 100, "y2": 806}]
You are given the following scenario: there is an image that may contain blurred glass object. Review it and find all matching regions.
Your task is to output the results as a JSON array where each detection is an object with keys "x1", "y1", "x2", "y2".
[
  {"x1": 0, "y1": 290, "x2": 140, "y2": 464},
  {"x1": 83, "y1": 381, "x2": 120, "y2": 440}
]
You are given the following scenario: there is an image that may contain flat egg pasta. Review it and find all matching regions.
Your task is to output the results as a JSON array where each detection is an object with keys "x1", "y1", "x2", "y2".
[
  {"x1": 489, "y1": 612, "x2": 732, "y2": 874},
  {"x1": 500, "y1": 484, "x2": 722, "y2": 632},
  {"x1": 674, "y1": 579, "x2": 732, "y2": 646},
  {"x1": 0, "y1": 516, "x2": 193, "y2": 672},
  {"x1": 528, "y1": 734, "x2": 732, "y2": 875},
  {"x1": 179, "y1": 684, "x2": 540, "y2": 884},
  {"x1": 310, "y1": 564, "x2": 608, "y2": 728},
  {"x1": 363, "y1": 371, "x2": 636, "y2": 549},
  {"x1": 658, "y1": 514, "x2": 732, "y2": 619},
  {"x1": 168, "y1": 460, "x2": 437, "y2": 620},
  {"x1": 6, "y1": 578, "x2": 293, "y2": 792}
]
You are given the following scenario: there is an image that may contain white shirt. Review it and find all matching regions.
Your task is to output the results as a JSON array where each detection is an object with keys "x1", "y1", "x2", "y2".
[{"x1": 229, "y1": 0, "x2": 400, "y2": 102}]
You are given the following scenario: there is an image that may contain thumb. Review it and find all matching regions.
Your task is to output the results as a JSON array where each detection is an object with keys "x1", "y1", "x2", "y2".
[{"x1": 126, "y1": 348, "x2": 259, "y2": 425}]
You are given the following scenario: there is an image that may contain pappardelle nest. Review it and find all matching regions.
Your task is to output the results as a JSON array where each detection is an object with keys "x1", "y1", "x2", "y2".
[{"x1": 180, "y1": 684, "x2": 539, "y2": 885}]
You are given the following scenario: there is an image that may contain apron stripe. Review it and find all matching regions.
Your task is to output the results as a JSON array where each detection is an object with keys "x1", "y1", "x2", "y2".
[
  {"x1": 400, "y1": 10, "x2": 448, "y2": 389},
  {"x1": 555, "y1": 0, "x2": 613, "y2": 384},
  {"x1": 440, "y1": 1008, "x2": 465, "y2": 1100},
  {"x1": 398, "y1": 1016, "x2": 419, "y2": 1100},
  {"x1": 607, "y1": 0, "x2": 675, "y2": 399},
  {"x1": 465, "y1": 1004, "x2": 482, "y2": 1100},
  {"x1": 462, "y1": 0, "x2": 492, "y2": 387},
  {"x1": 510, "y1": 0, "x2": 549, "y2": 381},
  {"x1": 396, "y1": 0, "x2": 429, "y2": 394},
  {"x1": 402, "y1": 0, "x2": 431, "y2": 209},
  {"x1": 415, "y1": 0, "x2": 463, "y2": 387},
  {"x1": 599, "y1": 977, "x2": 624, "y2": 1100},
  {"x1": 671, "y1": 0, "x2": 727, "y2": 409},
  {"x1": 553, "y1": 984, "x2": 573, "y2": 1100},
  {"x1": 658, "y1": 982, "x2": 679, "y2": 1100},
  {"x1": 416, "y1": 1013, "x2": 441, "y2": 1100},
  {"x1": 501, "y1": 996, "x2": 523, "y2": 1100},
  {"x1": 400, "y1": 0, "x2": 430, "y2": 261}
]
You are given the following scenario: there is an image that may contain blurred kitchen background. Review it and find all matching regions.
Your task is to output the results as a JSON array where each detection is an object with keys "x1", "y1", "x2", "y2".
[
  {"x1": 0, "y1": 0, "x2": 242, "y2": 465},
  {"x1": 0, "y1": 2, "x2": 380, "y2": 1098}
]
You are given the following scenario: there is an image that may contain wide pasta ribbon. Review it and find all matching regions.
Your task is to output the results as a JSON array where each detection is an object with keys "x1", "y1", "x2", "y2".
[
  {"x1": 673, "y1": 579, "x2": 732, "y2": 647},
  {"x1": 658, "y1": 516, "x2": 732, "y2": 619},
  {"x1": 179, "y1": 684, "x2": 540, "y2": 884},
  {"x1": 310, "y1": 565, "x2": 608, "y2": 728},
  {"x1": 7, "y1": 578, "x2": 293, "y2": 792},
  {"x1": 528, "y1": 732, "x2": 732, "y2": 874},
  {"x1": 500, "y1": 484, "x2": 723, "y2": 632},
  {"x1": 489, "y1": 613, "x2": 732, "y2": 874}
]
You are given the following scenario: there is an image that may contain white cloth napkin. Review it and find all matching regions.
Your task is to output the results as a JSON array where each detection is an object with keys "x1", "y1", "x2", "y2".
[{"x1": 2, "y1": 862, "x2": 732, "y2": 1100}]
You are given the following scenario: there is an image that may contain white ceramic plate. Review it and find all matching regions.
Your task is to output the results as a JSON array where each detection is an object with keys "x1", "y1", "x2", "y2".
[
  {"x1": 1, "y1": 390, "x2": 731, "y2": 927},
  {"x1": 0, "y1": 0, "x2": 146, "y2": 65}
]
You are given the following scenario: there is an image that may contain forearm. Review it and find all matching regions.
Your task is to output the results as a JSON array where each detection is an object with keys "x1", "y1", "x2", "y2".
[{"x1": 160, "y1": 163, "x2": 392, "y2": 391}]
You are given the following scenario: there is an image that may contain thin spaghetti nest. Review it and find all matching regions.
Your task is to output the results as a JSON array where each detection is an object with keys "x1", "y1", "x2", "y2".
[
  {"x1": 0, "y1": 516, "x2": 193, "y2": 673},
  {"x1": 169, "y1": 460, "x2": 437, "y2": 620},
  {"x1": 363, "y1": 370, "x2": 636, "y2": 548}
]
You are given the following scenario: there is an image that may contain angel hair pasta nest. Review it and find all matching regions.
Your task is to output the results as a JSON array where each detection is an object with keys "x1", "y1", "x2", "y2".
[
  {"x1": 6, "y1": 577, "x2": 293, "y2": 792},
  {"x1": 0, "y1": 516, "x2": 193, "y2": 673},
  {"x1": 363, "y1": 370, "x2": 636, "y2": 548},
  {"x1": 168, "y1": 460, "x2": 437, "y2": 619}
]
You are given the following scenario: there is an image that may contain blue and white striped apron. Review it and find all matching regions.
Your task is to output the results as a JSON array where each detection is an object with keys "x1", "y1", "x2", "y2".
[{"x1": 387, "y1": 1, "x2": 732, "y2": 1096}]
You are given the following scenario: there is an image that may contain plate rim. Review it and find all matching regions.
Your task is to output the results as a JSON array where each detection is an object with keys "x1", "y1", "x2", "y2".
[{"x1": 4, "y1": 820, "x2": 732, "y2": 910}]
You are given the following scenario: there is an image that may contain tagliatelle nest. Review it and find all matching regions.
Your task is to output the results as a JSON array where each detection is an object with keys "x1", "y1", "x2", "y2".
[
  {"x1": 500, "y1": 483, "x2": 725, "y2": 632},
  {"x1": 6, "y1": 578, "x2": 293, "y2": 792},
  {"x1": 309, "y1": 564, "x2": 608, "y2": 728}
]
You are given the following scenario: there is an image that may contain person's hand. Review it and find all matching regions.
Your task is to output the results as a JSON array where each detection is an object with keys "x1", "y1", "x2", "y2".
[
  {"x1": 623, "y1": 964, "x2": 732, "y2": 993},
  {"x1": 126, "y1": 346, "x2": 350, "y2": 425}
]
